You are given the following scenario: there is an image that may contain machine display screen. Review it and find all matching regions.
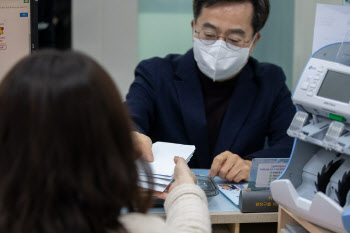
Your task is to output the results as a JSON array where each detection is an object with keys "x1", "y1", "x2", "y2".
[{"x1": 317, "y1": 70, "x2": 350, "y2": 103}]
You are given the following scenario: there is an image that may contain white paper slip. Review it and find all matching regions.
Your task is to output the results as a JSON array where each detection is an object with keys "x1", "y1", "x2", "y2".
[
  {"x1": 313, "y1": 4, "x2": 350, "y2": 54},
  {"x1": 153, "y1": 175, "x2": 172, "y2": 179},
  {"x1": 255, "y1": 163, "x2": 287, "y2": 188},
  {"x1": 138, "y1": 176, "x2": 173, "y2": 185},
  {"x1": 136, "y1": 142, "x2": 195, "y2": 192},
  {"x1": 142, "y1": 142, "x2": 195, "y2": 177},
  {"x1": 139, "y1": 173, "x2": 173, "y2": 180},
  {"x1": 138, "y1": 181, "x2": 168, "y2": 192}
]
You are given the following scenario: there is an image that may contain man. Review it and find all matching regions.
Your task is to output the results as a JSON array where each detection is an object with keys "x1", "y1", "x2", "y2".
[{"x1": 126, "y1": 0, "x2": 296, "y2": 182}]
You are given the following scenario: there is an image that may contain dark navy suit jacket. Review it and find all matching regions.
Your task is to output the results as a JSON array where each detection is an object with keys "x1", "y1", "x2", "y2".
[{"x1": 126, "y1": 49, "x2": 296, "y2": 168}]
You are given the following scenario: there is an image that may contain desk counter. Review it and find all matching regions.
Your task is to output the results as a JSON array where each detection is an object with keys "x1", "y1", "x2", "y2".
[{"x1": 149, "y1": 169, "x2": 278, "y2": 224}]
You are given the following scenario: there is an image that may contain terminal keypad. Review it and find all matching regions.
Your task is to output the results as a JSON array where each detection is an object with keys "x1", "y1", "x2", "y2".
[{"x1": 300, "y1": 63, "x2": 325, "y2": 97}]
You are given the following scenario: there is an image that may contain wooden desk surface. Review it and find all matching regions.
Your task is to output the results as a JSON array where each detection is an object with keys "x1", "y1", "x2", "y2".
[{"x1": 149, "y1": 211, "x2": 277, "y2": 224}]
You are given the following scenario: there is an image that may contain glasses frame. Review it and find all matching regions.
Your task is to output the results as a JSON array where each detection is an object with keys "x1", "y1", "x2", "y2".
[{"x1": 194, "y1": 29, "x2": 253, "y2": 51}]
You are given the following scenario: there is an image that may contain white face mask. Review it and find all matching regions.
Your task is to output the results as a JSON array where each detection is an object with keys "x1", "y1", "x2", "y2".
[{"x1": 193, "y1": 35, "x2": 256, "y2": 81}]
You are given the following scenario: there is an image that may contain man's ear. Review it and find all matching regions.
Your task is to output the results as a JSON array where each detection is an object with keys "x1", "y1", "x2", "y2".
[
  {"x1": 250, "y1": 32, "x2": 261, "y2": 54},
  {"x1": 191, "y1": 20, "x2": 194, "y2": 32}
]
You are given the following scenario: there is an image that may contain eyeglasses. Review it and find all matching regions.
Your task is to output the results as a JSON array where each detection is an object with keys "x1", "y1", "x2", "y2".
[{"x1": 195, "y1": 29, "x2": 252, "y2": 50}]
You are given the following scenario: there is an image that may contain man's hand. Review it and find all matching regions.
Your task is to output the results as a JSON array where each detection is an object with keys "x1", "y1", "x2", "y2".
[
  {"x1": 131, "y1": 131, "x2": 154, "y2": 162},
  {"x1": 209, "y1": 151, "x2": 252, "y2": 182}
]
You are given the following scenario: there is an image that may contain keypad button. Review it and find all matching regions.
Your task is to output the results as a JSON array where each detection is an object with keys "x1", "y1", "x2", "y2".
[
  {"x1": 301, "y1": 82, "x2": 310, "y2": 90},
  {"x1": 307, "y1": 91, "x2": 314, "y2": 96},
  {"x1": 307, "y1": 74, "x2": 313, "y2": 78},
  {"x1": 318, "y1": 66, "x2": 325, "y2": 73}
]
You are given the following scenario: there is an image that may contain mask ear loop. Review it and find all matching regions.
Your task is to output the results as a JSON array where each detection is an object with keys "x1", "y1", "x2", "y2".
[
  {"x1": 248, "y1": 33, "x2": 258, "y2": 50},
  {"x1": 193, "y1": 21, "x2": 196, "y2": 41},
  {"x1": 233, "y1": 33, "x2": 257, "y2": 79}
]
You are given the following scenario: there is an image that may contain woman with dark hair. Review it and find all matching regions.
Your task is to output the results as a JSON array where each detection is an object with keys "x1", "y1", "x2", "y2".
[{"x1": 0, "y1": 50, "x2": 211, "y2": 233}]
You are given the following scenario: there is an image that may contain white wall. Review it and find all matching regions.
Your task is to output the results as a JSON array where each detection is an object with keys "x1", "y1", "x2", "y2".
[
  {"x1": 72, "y1": 0, "x2": 138, "y2": 99},
  {"x1": 252, "y1": 0, "x2": 295, "y2": 90}
]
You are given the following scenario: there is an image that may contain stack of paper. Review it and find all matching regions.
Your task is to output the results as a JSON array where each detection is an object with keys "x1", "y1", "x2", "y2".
[{"x1": 138, "y1": 142, "x2": 195, "y2": 192}]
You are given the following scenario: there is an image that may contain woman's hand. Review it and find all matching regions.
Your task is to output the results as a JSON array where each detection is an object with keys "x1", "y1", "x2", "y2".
[{"x1": 155, "y1": 157, "x2": 196, "y2": 199}]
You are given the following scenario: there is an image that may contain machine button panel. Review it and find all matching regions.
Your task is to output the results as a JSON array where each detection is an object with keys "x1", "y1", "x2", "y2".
[
  {"x1": 307, "y1": 91, "x2": 314, "y2": 96},
  {"x1": 301, "y1": 82, "x2": 310, "y2": 90},
  {"x1": 314, "y1": 74, "x2": 321, "y2": 80},
  {"x1": 318, "y1": 66, "x2": 325, "y2": 73}
]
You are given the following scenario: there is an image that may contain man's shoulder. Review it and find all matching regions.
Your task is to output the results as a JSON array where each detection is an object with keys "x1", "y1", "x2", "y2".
[
  {"x1": 137, "y1": 50, "x2": 191, "y2": 73},
  {"x1": 138, "y1": 54, "x2": 179, "y2": 66},
  {"x1": 249, "y1": 57, "x2": 287, "y2": 85}
]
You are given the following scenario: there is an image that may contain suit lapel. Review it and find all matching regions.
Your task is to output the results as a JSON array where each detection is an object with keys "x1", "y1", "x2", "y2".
[
  {"x1": 214, "y1": 65, "x2": 258, "y2": 156},
  {"x1": 174, "y1": 50, "x2": 210, "y2": 168}
]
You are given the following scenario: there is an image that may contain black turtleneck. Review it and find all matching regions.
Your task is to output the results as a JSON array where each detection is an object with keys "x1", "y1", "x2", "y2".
[{"x1": 198, "y1": 70, "x2": 239, "y2": 158}]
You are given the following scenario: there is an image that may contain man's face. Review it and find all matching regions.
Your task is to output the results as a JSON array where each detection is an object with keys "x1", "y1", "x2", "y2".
[{"x1": 192, "y1": 1, "x2": 259, "y2": 51}]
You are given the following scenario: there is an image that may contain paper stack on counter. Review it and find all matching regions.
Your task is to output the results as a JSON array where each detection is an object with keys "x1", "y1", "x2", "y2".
[{"x1": 138, "y1": 142, "x2": 195, "y2": 192}]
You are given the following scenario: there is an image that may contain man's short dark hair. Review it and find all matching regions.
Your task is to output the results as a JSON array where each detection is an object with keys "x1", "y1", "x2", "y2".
[{"x1": 193, "y1": 0, "x2": 270, "y2": 34}]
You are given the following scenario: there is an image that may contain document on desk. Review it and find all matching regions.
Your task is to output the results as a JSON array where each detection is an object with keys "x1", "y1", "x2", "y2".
[
  {"x1": 313, "y1": 4, "x2": 350, "y2": 54},
  {"x1": 137, "y1": 142, "x2": 195, "y2": 192},
  {"x1": 218, "y1": 183, "x2": 248, "y2": 206}
]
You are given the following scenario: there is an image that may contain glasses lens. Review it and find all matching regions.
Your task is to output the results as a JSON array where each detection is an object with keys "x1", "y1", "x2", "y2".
[
  {"x1": 226, "y1": 35, "x2": 244, "y2": 50},
  {"x1": 199, "y1": 31, "x2": 217, "y2": 45}
]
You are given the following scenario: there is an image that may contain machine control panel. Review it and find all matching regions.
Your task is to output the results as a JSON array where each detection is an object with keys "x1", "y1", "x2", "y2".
[{"x1": 293, "y1": 58, "x2": 350, "y2": 121}]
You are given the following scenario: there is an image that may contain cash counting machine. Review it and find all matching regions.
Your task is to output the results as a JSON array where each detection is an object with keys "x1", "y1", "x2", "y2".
[{"x1": 270, "y1": 41, "x2": 350, "y2": 233}]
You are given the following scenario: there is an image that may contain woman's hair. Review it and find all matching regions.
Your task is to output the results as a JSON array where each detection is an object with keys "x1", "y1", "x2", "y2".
[{"x1": 0, "y1": 50, "x2": 152, "y2": 233}]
